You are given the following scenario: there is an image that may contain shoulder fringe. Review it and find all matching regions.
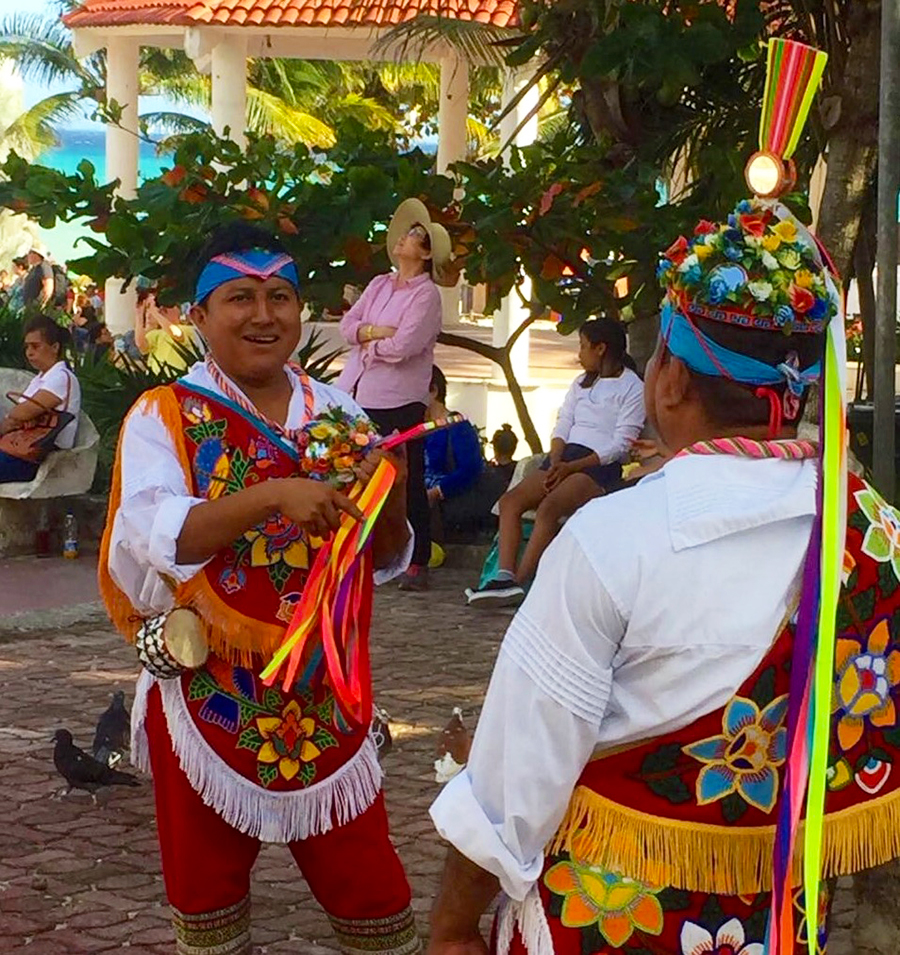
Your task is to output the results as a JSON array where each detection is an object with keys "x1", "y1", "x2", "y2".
[
  {"x1": 495, "y1": 887, "x2": 554, "y2": 955},
  {"x1": 99, "y1": 385, "x2": 287, "y2": 667},
  {"x1": 551, "y1": 784, "x2": 900, "y2": 895},
  {"x1": 131, "y1": 670, "x2": 383, "y2": 843}
]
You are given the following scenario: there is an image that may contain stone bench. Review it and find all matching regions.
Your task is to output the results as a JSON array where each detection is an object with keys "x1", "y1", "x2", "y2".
[{"x1": 0, "y1": 367, "x2": 100, "y2": 556}]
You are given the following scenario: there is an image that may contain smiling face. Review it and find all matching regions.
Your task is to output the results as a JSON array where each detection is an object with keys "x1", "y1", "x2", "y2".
[{"x1": 190, "y1": 275, "x2": 301, "y2": 387}]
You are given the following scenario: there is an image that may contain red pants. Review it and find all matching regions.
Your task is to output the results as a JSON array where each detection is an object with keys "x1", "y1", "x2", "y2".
[{"x1": 145, "y1": 686, "x2": 418, "y2": 954}]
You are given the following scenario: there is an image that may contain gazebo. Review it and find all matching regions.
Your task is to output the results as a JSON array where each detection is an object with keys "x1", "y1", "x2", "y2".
[{"x1": 61, "y1": 0, "x2": 535, "y2": 375}]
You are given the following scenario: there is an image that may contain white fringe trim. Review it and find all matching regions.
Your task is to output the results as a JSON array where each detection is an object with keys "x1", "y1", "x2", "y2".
[
  {"x1": 131, "y1": 669, "x2": 384, "y2": 843},
  {"x1": 131, "y1": 668, "x2": 154, "y2": 774},
  {"x1": 496, "y1": 887, "x2": 555, "y2": 955}
]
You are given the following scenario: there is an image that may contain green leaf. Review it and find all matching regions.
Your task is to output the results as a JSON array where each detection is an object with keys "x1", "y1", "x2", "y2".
[
  {"x1": 299, "y1": 762, "x2": 317, "y2": 786},
  {"x1": 855, "y1": 588, "x2": 877, "y2": 625},
  {"x1": 257, "y1": 762, "x2": 278, "y2": 787},
  {"x1": 230, "y1": 447, "x2": 250, "y2": 484},
  {"x1": 263, "y1": 687, "x2": 283, "y2": 712},
  {"x1": 237, "y1": 726, "x2": 264, "y2": 751},
  {"x1": 268, "y1": 561, "x2": 292, "y2": 594},
  {"x1": 238, "y1": 701, "x2": 259, "y2": 726},
  {"x1": 657, "y1": 887, "x2": 692, "y2": 912},
  {"x1": 749, "y1": 666, "x2": 777, "y2": 708},
  {"x1": 720, "y1": 791, "x2": 749, "y2": 823},
  {"x1": 187, "y1": 670, "x2": 218, "y2": 701},
  {"x1": 313, "y1": 727, "x2": 338, "y2": 751},
  {"x1": 640, "y1": 742, "x2": 682, "y2": 775},
  {"x1": 879, "y1": 561, "x2": 899, "y2": 598},
  {"x1": 646, "y1": 774, "x2": 692, "y2": 805}
]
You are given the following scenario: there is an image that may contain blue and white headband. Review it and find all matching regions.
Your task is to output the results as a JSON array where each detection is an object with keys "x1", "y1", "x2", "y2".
[
  {"x1": 195, "y1": 249, "x2": 300, "y2": 304},
  {"x1": 661, "y1": 298, "x2": 821, "y2": 396}
]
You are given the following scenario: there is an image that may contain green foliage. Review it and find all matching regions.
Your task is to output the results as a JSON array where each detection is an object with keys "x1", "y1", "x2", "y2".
[{"x1": 0, "y1": 300, "x2": 27, "y2": 369}]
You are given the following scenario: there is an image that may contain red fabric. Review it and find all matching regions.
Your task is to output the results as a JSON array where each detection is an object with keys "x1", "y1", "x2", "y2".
[{"x1": 145, "y1": 684, "x2": 410, "y2": 918}]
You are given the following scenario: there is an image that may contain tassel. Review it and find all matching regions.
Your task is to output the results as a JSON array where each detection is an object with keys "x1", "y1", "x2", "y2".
[{"x1": 759, "y1": 39, "x2": 828, "y2": 160}]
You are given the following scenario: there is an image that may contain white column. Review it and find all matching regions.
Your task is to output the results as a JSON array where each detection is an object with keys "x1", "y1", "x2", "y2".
[
  {"x1": 211, "y1": 35, "x2": 248, "y2": 146},
  {"x1": 437, "y1": 54, "x2": 469, "y2": 175},
  {"x1": 436, "y1": 54, "x2": 469, "y2": 325},
  {"x1": 494, "y1": 69, "x2": 539, "y2": 382},
  {"x1": 104, "y1": 36, "x2": 140, "y2": 336}
]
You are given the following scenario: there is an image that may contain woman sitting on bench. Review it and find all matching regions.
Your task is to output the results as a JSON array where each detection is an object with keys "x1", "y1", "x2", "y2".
[{"x1": 467, "y1": 317, "x2": 644, "y2": 607}]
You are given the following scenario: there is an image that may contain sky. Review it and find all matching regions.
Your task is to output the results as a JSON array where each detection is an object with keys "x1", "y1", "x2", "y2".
[{"x1": 0, "y1": 0, "x2": 205, "y2": 129}]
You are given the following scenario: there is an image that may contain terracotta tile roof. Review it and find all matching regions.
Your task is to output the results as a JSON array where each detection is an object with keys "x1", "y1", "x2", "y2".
[{"x1": 64, "y1": 0, "x2": 519, "y2": 29}]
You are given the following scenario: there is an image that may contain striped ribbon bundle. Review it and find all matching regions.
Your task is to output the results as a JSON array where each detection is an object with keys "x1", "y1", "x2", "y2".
[{"x1": 759, "y1": 38, "x2": 828, "y2": 161}]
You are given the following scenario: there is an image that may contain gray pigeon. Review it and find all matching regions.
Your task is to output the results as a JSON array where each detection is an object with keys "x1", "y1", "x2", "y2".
[
  {"x1": 53, "y1": 729, "x2": 140, "y2": 799},
  {"x1": 92, "y1": 690, "x2": 130, "y2": 767}
]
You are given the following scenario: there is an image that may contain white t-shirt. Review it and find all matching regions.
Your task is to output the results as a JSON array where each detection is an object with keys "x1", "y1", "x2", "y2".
[
  {"x1": 550, "y1": 367, "x2": 645, "y2": 464},
  {"x1": 21, "y1": 361, "x2": 81, "y2": 449}
]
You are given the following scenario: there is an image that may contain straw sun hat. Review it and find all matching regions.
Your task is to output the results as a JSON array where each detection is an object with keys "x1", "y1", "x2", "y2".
[{"x1": 386, "y1": 198, "x2": 454, "y2": 286}]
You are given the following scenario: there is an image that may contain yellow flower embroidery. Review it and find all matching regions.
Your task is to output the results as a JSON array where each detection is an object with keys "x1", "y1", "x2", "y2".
[
  {"x1": 762, "y1": 233, "x2": 781, "y2": 253},
  {"x1": 772, "y1": 219, "x2": 797, "y2": 244},
  {"x1": 257, "y1": 700, "x2": 322, "y2": 781},
  {"x1": 544, "y1": 839, "x2": 663, "y2": 947},
  {"x1": 833, "y1": 619, "x2": 900, "y2": 752}
]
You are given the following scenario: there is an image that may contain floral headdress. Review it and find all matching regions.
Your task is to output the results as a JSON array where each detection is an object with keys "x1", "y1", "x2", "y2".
[{"x1": 657, "y1": 198, "x2": 838, "y2": 334}]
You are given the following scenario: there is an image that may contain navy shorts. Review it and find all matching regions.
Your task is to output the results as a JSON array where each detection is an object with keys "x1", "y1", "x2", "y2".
[{"x1": 539, "y1": 443, "x2": 622, "y2": 490}]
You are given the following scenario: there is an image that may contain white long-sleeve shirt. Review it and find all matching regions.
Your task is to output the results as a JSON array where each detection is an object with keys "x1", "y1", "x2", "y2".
[
  {"x1": 550, "y1": 368, "x2": 645, "y2": 464},
  {"x1": 430, "y1": 453, "x2": 817, "y2": 900},
  {"x1": 108, "y1": 361, "x2": 411, "y2": 614}
]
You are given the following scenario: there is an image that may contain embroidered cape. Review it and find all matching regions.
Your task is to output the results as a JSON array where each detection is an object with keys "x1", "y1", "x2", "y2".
[{"x1": 550, "y1": 473, "x2": 900, "y2": 896}]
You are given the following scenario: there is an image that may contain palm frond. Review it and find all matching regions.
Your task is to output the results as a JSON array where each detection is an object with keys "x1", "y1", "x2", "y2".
[
  {"x1": 139, "y1": 111, "x2": 211, "y2": 144},
  {"x1": 321, "y1": 92, "x2": 398, "y2": 132},
  {"x1": 245, "y1": 86, "x2": 336, "y2": 148},
  {"x1": 0, "y1": 13, "x2": 94, "y2": 88},
  {"x1": 375, "y1": 17, "x2": 512, "y2": 68},
  {"x1": 1, "y1": 92, "x2": 84, "y2": 156},
  {"x1": 376, "y1": 61, "x2": 441, "y2": 98}
]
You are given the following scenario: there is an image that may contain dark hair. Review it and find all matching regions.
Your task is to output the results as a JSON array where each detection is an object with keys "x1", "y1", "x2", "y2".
[
  {"x1": 86, "y1": 321, "x2": 107, "y2": 344},
  {"x1": 193, "y1": 223, "x2": 291, "y2": 305},
  {"x1": 81, "y1": 304, "x2": 97, "y2": 323},
  {"x1": 23, "y1": 314, "x2": 71, "y2": 359},
  {"x1": 492, "y1": 423, "x2": 518, "y2": 457},
  {"x1": 668, "y1": 317, "x2": 826, "y2": 428},
  {"x1": 430, "y1": 365, "x2": 447, "y2": 403},
  {"x1": 579, "y1": 317, "x2": 632, "y2": 387},
  {"x1": 12, "y1": 256, "x2": 27, "y2": 270}
]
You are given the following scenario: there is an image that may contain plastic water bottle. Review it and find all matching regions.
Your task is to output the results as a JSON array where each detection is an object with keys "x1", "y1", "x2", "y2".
[{"x1": 63, "y1": 511, "x2": 79, "y2": 560}]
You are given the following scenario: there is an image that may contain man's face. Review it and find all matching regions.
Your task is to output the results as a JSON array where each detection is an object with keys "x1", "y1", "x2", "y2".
[
  {"x1": 191, "y1": 276, "x2": 301, "y2": 386},
  {"x1": 27, "y1": 251, "x2": 41, "y2": 267}
]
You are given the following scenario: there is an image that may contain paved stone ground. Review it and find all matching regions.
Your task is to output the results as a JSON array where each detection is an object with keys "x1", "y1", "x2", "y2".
[
  {"x1": 0, "y1": 561, "x2": 864, "y2": 954},
  {"x1": 0, "y1": 566, "x2": 509, "y2": 954}
]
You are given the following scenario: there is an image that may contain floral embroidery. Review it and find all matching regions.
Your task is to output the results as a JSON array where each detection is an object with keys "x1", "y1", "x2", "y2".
[
  {"x1": 855, "y1": 756, "x2": 893, "y2": 794},
  {"x1": 245, "y1": 515, "x2": 310, "y2": 570},
  {"x1": 683, "y1": 695, "x2": 788, "y2": 813},
  {"x1": 218, "y1": 566, "x2": 247, "y2": 595},
  {"x1": 277, "y1": 591, "x2": 302, "y2": 623},
  {"x1": 680, "y1": 916, "x2": 763, "y2": 955},
  {"x1": 855, "y1": 486, "x2": 900, "y2": 582},
  {"x1": 833, "y1": 619, "x2": 900, "y2": 751},
  {"x1": 256, "y1": 700, "x2": 322, "y2": 781},
  {"x1": 544, "y1": 844, "x2": 663, "y2": 946},
  {"x1": 827, "y1": 756, "x2": 853, "y2": 792},
  {"x1": 195, "y1": 437, "x2": 231, "y2": 499},
  {"x1": 181, "y1": 396, "x2": 213, "y2": 424},
  {"x1": 842, "y1": 549, "x2": 857, "y2": 585},
  {"x1": 189, "y1": 665, "x2": 342, "y2": 788},
  {"x1": 248, "y1": 436, "x2": 279, "y2": 470}
]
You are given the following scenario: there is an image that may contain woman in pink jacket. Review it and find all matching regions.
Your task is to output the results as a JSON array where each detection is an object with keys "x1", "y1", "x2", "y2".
[{"x1": 337, "y1": 199, "x2": 452, "y2": 592}]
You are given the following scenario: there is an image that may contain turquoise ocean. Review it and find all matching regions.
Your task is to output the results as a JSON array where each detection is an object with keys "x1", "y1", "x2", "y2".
[{"x1": 35, "y1": 128, "x2": 173, "y2": 267}]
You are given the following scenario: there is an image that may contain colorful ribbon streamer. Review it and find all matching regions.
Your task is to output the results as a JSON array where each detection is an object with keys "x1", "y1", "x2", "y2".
[
  {"x1": 759, "y1": 38, "x2": 828, "y2": 161},
  {"x1": 260, "y1": 413, "x2": 470, "y2": 726}
]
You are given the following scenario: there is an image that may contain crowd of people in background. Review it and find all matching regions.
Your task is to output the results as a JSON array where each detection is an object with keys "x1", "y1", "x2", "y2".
[{"x1": 0, "y1": 225, "x2": 647, "y2": 584}]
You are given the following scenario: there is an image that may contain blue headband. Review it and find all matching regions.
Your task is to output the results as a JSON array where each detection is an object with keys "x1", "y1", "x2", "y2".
[
  {"x1": 195, "y1": 249, "x2": 300, "y2": 304},
  {"x1": 661, "y1": 299, "x2": 821, "y2": 398}
]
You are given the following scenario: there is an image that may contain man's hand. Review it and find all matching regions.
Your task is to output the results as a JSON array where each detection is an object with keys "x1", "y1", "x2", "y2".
[
  {"x1": 274, "y1": 478, "x2": 363, "y2": 539},
  {"x1": 355, "y1": 447, "x2": 407, "y2": 487},
  {"x1": 370, "y1": 325, "x2": 397, "y2": 340},
  {"x1": 427, "y1": 485, "x2": 443, "y2": 505}
]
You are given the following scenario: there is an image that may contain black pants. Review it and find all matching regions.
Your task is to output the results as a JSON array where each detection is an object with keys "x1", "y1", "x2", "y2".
[{"x1": 365, "y1": 402, "x2": 430, "y2": 567}]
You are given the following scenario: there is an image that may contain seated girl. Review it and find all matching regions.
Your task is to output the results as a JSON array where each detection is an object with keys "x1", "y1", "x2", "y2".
[{"x1": 467, "y1": 317, "x2": 644, "y2": 607}]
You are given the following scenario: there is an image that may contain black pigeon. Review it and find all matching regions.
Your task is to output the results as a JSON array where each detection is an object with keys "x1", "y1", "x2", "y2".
[
  {"x1": 92, "y1": 690, "x2": 130, "y2": 767},
  {"x1": 53, "y1": 729, "x2": 140, "y2": 798}
]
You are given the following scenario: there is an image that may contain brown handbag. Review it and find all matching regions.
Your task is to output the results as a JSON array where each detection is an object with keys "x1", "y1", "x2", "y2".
[{"x1": 0, "y1": 375, "x2": 75, "y2": 464}]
